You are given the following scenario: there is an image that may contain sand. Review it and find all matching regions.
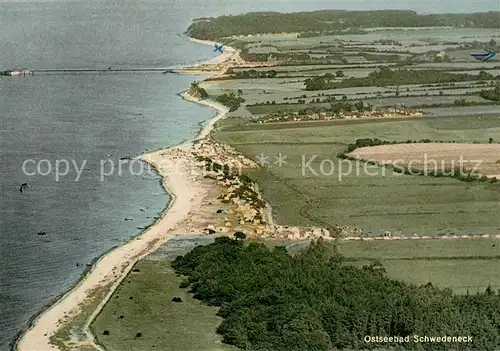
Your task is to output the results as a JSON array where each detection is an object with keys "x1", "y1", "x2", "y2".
[
  {"x1": 178, "y1": 36, "x2": 270, "y2": 75},
  {"x1": 16, "y1": 39, "x2": 236, "y2": 351}
]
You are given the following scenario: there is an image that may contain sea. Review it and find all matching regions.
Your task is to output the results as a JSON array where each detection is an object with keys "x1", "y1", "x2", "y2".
[{"x1": 1, "y1": 1, "x2": 498, "y2": 349}]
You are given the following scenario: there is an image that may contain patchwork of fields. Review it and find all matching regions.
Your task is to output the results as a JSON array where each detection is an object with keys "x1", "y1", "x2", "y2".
[
  {"x1": 206, "y1": 25, "x2": 500, "y2": 303},
  {"x1": 92, "y1": 25, "x2": 500, "y2": 350},
  {"x1": 202, "y1": 26, "x2": 500, "y2": 121},
  {"x1": 215, "y1": 115, "x2": 500, "y2": 235}
]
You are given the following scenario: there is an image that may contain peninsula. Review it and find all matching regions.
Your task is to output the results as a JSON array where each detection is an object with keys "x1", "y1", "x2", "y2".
[{"x1": 17, "y1": 9, "x2": 500, "y2": 351}]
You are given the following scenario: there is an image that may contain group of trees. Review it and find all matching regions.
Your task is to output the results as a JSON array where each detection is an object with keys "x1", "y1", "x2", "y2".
[
  {"x1": 188, "y1": 82, "x2": 208, "y2": 99},
  {"x1": 304, "y1": 67, "x2": 498, "y2": 91},
  {"x1": 186, "y1": 11, "x2": 500, "y2": 40},
  {"x1": 328, "y1": 100, "x2": 371, "y2": 114},
  {"x1": 361, "y1": 53, "x2": 402, "y2": 63},
  {"x1": 480, "y1": 85, "x2": 500, "y2": 101},
  {"x1": 231, "y1": 69, "x2": 278, "y2": 79},
  {"x1": 250, "y1": 92, "x2": 347, "y2": 107},
  {"x1": 215, "y1": 93, "x2": 245, "y2": 112},
  {"x1": 304, "y1": 74, "x2": 337, "y2": 90},
  {"x1": 173, "y1": 237, "x2": 500, "y2": 350}
]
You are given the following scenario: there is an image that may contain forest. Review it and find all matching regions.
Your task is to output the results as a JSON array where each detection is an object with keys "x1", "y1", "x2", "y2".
[
  {"x1": 172, "y1": 237, "x2": 500, "y2": 350},
  {"x1": 186, "y1": 10, "x2": 500, "y2": 40}
]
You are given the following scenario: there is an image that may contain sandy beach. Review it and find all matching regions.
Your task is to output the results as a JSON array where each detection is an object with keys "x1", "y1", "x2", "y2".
[{"x1": 17, "y1": 40, "x2": 236, "y2": 351}]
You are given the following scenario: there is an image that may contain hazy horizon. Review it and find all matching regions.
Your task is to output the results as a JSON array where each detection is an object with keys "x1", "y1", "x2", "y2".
[{"x1": 0, "y1": 1, "x2": 498, "y2": 16}]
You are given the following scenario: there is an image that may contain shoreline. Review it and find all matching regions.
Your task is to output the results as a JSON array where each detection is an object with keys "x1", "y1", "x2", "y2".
[{"x1": 16, "y1": 38, "x2": 236, "y2": 351}]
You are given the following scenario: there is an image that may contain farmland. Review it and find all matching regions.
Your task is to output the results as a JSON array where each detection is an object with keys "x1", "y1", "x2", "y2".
[
  {"x1": 348, "y1": 143, "x2": 500, "y2": 178},
  {"x1": 93, "y1": 19, "x2": 500, "y2": 351},
  {"x1": 341, "y1": 238, "x2": 500, "y2": 294},
  {"x1": 203, "y1": 25, "x2": 500, "y2": 236},
  {"x1": 214, "y1": 115, "x2": 500, "y2": 235},
  {"x1": 198, "y1": 26, "x2": 499, "y2": 122},
  {"x1": 264, "y1": 237, "x2": 500, "y2": 294}
]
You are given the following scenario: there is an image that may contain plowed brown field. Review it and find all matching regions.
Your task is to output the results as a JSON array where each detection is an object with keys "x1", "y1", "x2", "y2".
[{"x1": 348, "y1": 143, "x2": 500, "y2": 178}]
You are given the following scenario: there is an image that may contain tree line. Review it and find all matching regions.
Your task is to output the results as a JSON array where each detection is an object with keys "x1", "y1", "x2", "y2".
[
  {"x1": 304, "y1": 67, "x2": 498, "y2": 91},
  {"x1": 186, "y1": 10, "x2": 500, "y2": 40},
  {"x1": 229, "y1": 69, "x2": 278, "y2": 79},
  {"x1": 172, "y1": 237, "x2": 500, "y2": 350}
]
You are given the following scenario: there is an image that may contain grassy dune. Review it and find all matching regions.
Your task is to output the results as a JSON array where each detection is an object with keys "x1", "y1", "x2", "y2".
[{"x1": 91, "y1": 260, "x2": 235, "y2": 351}]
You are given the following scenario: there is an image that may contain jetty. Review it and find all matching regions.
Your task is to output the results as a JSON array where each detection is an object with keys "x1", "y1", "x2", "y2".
[
  {"x1": 1, "y1": 70, "x2": 33, "y2": 76},
  {"x1": 32, "y1": 68, "x2": 180, "y2": 75},
  {"x1": 1, "y1": 67, "x2": 186, "y2": 76}
]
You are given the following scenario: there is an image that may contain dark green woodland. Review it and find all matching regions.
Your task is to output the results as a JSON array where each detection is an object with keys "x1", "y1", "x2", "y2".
[{"x1": 172, "y1": 237, "x2": 500, "y2": 350}]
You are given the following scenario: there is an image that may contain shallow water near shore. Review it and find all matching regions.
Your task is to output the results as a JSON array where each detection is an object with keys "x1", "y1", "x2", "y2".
[{"x1": 0, "y1": 3, "x2": 219, "y2": 348}]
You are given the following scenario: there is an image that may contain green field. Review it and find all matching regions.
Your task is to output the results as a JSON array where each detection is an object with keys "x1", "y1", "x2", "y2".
[
  {"x1": 91, "y1": 259, "x2": 236, "y2": 351},
  {"x1": 341, "y1": 239, "x2": 500, "y2": 294},
  {"x1": 263, "y1": 238, "x2": 500, "y2": 294},
  {"x1": 214, "y1": 114, "x2": 500, "y2": 234},
  {"x1": 203, "y1": 78, "x2": 495, "y2": 109},
  {"x1": 350, "y1": 259, "x2": 500, "y2": 294}
]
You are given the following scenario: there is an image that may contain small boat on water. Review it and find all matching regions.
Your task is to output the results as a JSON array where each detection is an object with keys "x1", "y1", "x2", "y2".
[{"x1": 37, "y1": 231, "x2": 46, "y2": 236}]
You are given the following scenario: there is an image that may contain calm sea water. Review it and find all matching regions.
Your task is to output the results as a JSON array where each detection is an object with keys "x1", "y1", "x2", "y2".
[
  {"x1": 0, "y1": 2, "x2": 218, "y2": 348},
  {"x1": 1, "y1": 1, "x2": 498, "y2": 349}
]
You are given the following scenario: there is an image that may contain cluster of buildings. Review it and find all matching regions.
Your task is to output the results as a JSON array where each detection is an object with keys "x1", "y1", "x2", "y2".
[
  {"x1": 256, "y1": 108, "x2": 424, "y2": 124},
  {"x1": 268, "y1": 224, "x2": 362, "y2": 240}
]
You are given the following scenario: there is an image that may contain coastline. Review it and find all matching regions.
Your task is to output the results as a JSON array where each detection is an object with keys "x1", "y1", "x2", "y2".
[{"x1": 16, "y1": 39, "x2": 236, "y2": 351}]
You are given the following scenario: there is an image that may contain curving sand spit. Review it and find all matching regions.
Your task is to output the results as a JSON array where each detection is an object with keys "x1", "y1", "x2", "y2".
[
  {"x1": 175, "y1": 36, "x2": 241, "y2": 75},
  {"x1": 17, "y1": 40, "x2": 234, "y2": 351}
]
